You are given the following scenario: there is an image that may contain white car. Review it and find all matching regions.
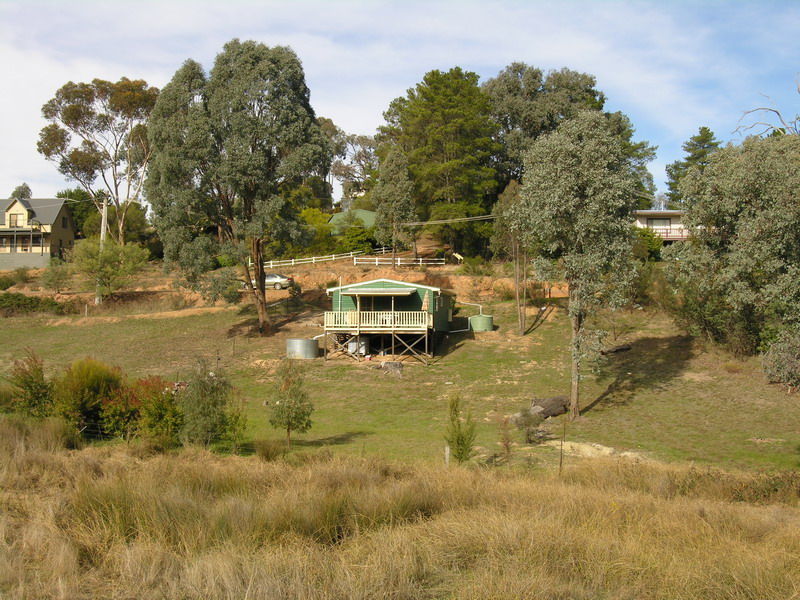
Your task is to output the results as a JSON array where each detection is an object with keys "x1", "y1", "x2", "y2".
[{"x1": 250, "y1": 273, "x2": 294, "y2": 289}]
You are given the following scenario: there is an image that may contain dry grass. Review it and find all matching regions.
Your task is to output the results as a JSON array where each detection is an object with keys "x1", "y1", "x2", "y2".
[{"x1": 2, "y1": 416, "x2": 799, "y2": 599}]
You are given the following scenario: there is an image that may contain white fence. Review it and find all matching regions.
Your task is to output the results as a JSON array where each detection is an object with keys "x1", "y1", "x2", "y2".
[
  {"x1": 353, "y1": 256, "x2": 446, "y2": 267},
  {"x1": 253, "y1": 247, "x2": 392, "y2": 269}
]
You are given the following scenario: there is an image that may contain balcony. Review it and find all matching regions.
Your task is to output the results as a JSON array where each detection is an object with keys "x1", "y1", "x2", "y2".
[
  {"x1": 324, "y1": 310, "x2": 431, "y2": 333},
  {"x1": 646, "y1": 226, "x2": 690, "y2": 241}
]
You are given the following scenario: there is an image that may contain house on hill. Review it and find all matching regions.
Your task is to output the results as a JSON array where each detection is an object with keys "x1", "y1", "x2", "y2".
[
  {"x1": 0, "y1": 198, "x2": 76, "y2": 269},
  {"x1": 324, "y1": 278, "x2": 454, "y2": 363},
  {"x1": 633, "y1": 209, "x2": 688, "y2": 243}
]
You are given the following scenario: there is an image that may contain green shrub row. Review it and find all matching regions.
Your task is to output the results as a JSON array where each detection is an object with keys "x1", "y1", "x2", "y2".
[
  {"x1": 3, "y1": 353, "x2": 242, "y2": 451},
  {"x1": 0, "y1": 292, "x2": 81, "y2": 317}
]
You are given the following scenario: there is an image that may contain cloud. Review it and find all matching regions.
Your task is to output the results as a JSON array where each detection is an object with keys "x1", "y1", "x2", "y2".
[{"x1": 1, "y1": 0, "x2": 798, "y2": 196}]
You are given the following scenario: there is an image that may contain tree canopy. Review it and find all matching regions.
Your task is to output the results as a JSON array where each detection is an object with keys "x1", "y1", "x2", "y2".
[
  {"x1": 381, "y1": 68, "x2": 500, "y2": 209},
  {"x1": 37, "y1": 77, "x2": 159, "y2": 243},
  {"x1": 665, "y1": 126, "x2": 721, "y2": 205},
  {"x1": 372, "y1": 146, "x2": 415, "y2": 256},
  {"x1": 146, "y1": 39, "x2": 329, "y2": 333},
  {"x1": 521, "y1": 110, "x2": 639, "y2": 420},
  {"x1": 482, "y1": 62, "x2": 606, "y2": 184},
  {"x1": 664, "y1": 134, "x2": 800, "y2": 356}
]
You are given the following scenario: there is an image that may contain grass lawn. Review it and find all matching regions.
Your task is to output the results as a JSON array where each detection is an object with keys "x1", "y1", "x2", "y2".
[{"x1": 2, "y1": 280, "x2": 799, "y2": 469}]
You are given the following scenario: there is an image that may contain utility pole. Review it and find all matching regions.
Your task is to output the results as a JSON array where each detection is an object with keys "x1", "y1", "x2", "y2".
[{"x1": 95, "y1": 196, "x2": 108, "y2": 305}]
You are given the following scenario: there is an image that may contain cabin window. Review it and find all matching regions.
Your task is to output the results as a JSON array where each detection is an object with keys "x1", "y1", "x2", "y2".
[
  {"x1": 62, "y1": 216, "x2": 68, "y2": 228},
  {"x1": 647, "y1": 218, "x2": 671, "y2": 228},
  {"x1": 9, "y1": 214, "x2": 20, "y2": 227}
]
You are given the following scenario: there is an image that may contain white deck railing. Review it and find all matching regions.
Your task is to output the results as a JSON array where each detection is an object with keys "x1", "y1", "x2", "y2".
[
  {"x1": 324, "y1": 310, "x2": 431, "y2": 331},
  {"x1": 645, "y1": 226, "x2": 690, "y2": 241}
]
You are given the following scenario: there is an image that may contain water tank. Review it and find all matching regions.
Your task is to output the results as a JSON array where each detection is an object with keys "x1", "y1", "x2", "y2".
[
  {"x1": 286, "y1": 338, "x2": 319, "y2": 359},
  {"x1": 469, "y1": 315, "x2": 494, "y2": 332}
]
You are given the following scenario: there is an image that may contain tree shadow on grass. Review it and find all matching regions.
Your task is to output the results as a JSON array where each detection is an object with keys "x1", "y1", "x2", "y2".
[
  {"x1": 292, "y1": 430, "x2": 373, "y2": 449},
  {"x1": 582, "y1": 334, "x2": 695, "y2": 415}
]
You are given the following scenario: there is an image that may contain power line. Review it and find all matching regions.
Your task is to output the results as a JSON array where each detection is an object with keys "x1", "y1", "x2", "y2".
[{"x1": 402, "y1": 214, "x2": 496, "y2": 227}]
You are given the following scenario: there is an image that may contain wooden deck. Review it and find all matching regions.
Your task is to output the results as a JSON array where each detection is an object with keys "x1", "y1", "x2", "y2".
[{"x1": 324, "y1": 310, "x2": 431, "y2": 333}]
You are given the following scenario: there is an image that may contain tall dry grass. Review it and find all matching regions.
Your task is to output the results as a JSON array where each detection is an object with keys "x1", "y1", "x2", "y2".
[{"x1": 1, "y1": 415, "x2": 799, "y2": 599}]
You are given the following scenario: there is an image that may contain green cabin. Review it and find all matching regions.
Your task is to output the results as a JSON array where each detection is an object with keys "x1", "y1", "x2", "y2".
[{"x1": 324, "y1": 278, "x2": 454, "y2": 362}]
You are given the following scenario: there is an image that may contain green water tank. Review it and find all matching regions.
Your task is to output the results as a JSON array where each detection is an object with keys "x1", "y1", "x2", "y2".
[{"x1": 470, "y1": 315, "x2": 494, "y2": 332}]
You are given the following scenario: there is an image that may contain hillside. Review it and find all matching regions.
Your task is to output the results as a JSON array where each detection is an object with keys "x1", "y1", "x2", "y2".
[{"x1": 2, "y1": 259, "x2": 799, "y2": 469}]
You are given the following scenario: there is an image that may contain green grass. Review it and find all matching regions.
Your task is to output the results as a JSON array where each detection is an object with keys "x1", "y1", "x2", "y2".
[{"x1": 1, "y1": 286, "x2": 799, "y2": 470}]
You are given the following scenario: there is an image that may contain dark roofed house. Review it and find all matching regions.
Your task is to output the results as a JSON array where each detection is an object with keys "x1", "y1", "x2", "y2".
[{"x1": 0, "y1": 198, "x2": 76, "y2": 269}]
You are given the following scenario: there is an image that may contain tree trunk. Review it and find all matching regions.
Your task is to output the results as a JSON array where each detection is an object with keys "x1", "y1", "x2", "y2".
[
  {"x1": 248, "y1": 239, "x2": 273, "y2": 334},
  {"x1": 568, "y1": 283, "x2": 583, "y2": 421},
  {"x1": 286, "y1": 428, "x2": 292, "y2": 450}
]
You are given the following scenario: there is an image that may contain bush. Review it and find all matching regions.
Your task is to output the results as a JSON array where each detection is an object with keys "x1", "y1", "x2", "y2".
[
  {"x1": 6, "y1": 349, "x2": 53, "y2": 418},
  {"x1": 178, "y1": 363, "x2": 233, "y2": 447},
  {"x1": 0, "y1": 292, "x2": 64, "y2": 317},
  {"x1": 40, "y1": 257, "x2": 71, "y2": 293},
  {"x1": 444, "y1": 394, "x2": 477, "y2": 464},
  {"x1": 137, "y1": 376, "x2": 183, "y2": 448},
  {"x1": 12, "y1": 266, "x2": 30, "y2": 284},
  {"x1": 269, "y1": 359, "x2": 313, "y2": 449},
  {"x1": 53, "y1": 358, "x2": 124, "y2": 434},
  {"x1": 761, "y1": 328, "x2": 800, "y2": 389},
  {"x1": 254, "y1": 438, "x2": 285, "y2": 462},
  {"x1": 100, "y1": 384, "x2": 141, "y2": 441},
  {"x1": 0, "y1": 274, "x2": 13, "y2": 290},
  {"x1": 457, "y1": 257, "x2": 493, "y2": 277}
]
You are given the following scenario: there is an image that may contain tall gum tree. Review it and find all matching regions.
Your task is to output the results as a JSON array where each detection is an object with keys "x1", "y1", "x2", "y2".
[
  {"x1": 521, "y1": 111, "x2": 639, "y2": 420},
  {"x1": 146, "y1": 40, "x2": 329, "y2": 333},
  {"x1": 37, "y1": 77, "x2": 159, "y2": 244}
]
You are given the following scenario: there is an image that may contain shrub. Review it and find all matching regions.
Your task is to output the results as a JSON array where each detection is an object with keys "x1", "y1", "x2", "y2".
[
  {"x1": 0, "y1": 274, "x2": 13, "y2": 290},
  {"x1": 40, "y1": 257, "x2": 71, "y2": 293},
  {"x1": 53, "y1": 358, "x2": 124, "y2": 434},
  {"x1": 68, "y1": 238, "x2": 149, "y2": 299},
  {"x1": 0, "y1": 381, "x2": 15, "y2": 412},
  {"x1": 6, "y1": 349, "x2": 53, "y2": 418},
  {"x1": 457, "y1": 256, "x2": 493, "y2": 277},
  {"x1": 100, "y1": 384, "x2": 141, "y2": 441},
  {"x1": 178, "y1": 363, "x2": 233, "y2": 447},
  {"x1": 224, "y1": 395, "x2": 247, "y2": 454},
  {"x1": 269, "y1": 359, "x2": 313, "y2": 449},
  {"x1": 288, "y1": 282, "x2": 303, "y2": 309},
  {"x1": 254, "y1": 438, "x2": 285, "y2": 462},
  {"x1": 444, "y1": 393, "x2": 477, "y2": 464},
  {"x1": 0, "y1": 292, "x2": 64, "y2": 316},
  {"x1": 761, "y1": 328, "x2": 800, "y2": 389},
  {"x1": 137, "y1": 376, "x2": 183, "y2": 448},
  {"x1": 12, "y1": 266, "x2": 30, "y2": 284}
]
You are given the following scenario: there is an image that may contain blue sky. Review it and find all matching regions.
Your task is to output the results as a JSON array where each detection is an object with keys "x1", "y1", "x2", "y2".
[{"x1": 1, "y1": 0, "x2": 798, "y2": 201}]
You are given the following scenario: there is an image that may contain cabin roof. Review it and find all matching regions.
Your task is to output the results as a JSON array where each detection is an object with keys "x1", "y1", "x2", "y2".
[{"x1": 327, "y1": 278, "x2": 445, "y2": 295}]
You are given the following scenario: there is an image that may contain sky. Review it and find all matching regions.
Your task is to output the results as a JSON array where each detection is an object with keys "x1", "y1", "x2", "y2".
[{"x1": 1, "y1": 0, "x2": 798, "y2": 202}]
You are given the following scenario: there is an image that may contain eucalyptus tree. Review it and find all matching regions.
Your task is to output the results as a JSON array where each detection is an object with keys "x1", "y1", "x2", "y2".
[
  {"x1": 664, "y1": 134, "x2": 800, "y2": 358},
  {"x1": 37, "y1": 77, "x2": 159, "y2": 243},
  {"x1": 372, "y1": 146, "x2": 415, "y2": 262},
  {"x1": 146, "y1": 39, "x2": 329, "y2": 333},
  {"x1": 521, "y1": 111, "x2": 639, "y2": 420},
  {"x1": 482, "y1": 63, "x2": 605, "y2": 185}
]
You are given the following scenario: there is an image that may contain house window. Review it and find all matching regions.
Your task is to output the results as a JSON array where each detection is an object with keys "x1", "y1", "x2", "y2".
[
  {"x1": 647, "y1": 218, "x2": 671, "y2": 228},
  {"x1": 62, "y1": 216, "x2": 68, "y2": 228},
  {"x1": 9, "y1": 214, "x2": 20, "y2": 227}
]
